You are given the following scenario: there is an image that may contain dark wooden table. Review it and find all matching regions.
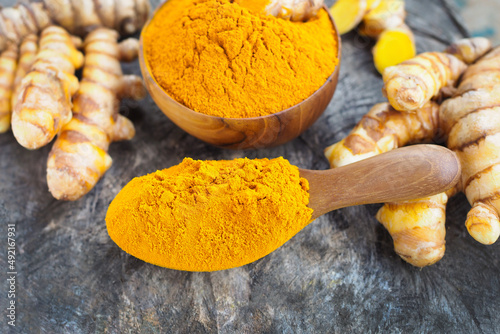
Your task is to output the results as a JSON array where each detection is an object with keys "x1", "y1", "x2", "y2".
[{"x1": 1, "y1": 0, "x2": 499, "y2": 332}]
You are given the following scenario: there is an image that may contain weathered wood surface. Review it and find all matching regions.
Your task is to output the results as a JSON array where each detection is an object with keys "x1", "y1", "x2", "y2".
[{"x1": 1, "y1": 0, "x2": 500, "y2": 333}]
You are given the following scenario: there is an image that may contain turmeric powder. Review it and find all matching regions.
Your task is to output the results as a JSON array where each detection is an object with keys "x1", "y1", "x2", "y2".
[
  {"x1": 143, "y1": 0, "x2": 338, "y2": 118},
  {"x1": 106, "y1": 157, "x2": 313, "y2": 271}
]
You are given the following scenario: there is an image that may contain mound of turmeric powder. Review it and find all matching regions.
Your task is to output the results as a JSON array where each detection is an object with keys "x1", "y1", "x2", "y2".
[
  {"x1": 143, "y1": 0, "x2": 338, "y2": 118},
  {"x1": 106, "y1": 157, "x2": 313, "y2": 271}
]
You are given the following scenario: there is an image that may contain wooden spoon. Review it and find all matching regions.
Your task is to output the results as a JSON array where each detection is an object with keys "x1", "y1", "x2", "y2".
[
  {"x1": 106, "y1": 144, "x2": 460, "y2": 271},
  {"x1": 300, "y1": 145, "x2": 461, "y2": 219}
]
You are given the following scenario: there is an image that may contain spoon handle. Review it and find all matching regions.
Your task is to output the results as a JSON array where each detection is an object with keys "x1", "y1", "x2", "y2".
[{"x1": 304, "y1": 145, "x2": 461, "y2": 219}]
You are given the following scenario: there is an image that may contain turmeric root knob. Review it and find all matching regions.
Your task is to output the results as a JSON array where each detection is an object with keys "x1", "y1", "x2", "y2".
[
  {"x1": 265, "y1": 0, "x2": 324, "y2": 21},
  {"x1": 383, "y1": 52, "x2": 467, "y2": 111},
  {"x1": 445, "y1": 37, "x2": 492, "y2": 64},
  {"x1": 11, "y1": 26, "x2": 83, "y2": 150},
  {"x1": 238, "y1": 0, "x2": 323, "y2": 21},
  {"x1": 377, "y1": 193, "x2": 450, "y2": 267},
  {"x1": 466, "y1": 202, "x2": 500, "y2": 245},
  {"x1": 382, "y1": 38, "x2": 490, "y2": 112},
  {"x1": 47, "y1": 28, "x2": 145, "y2": 201}
]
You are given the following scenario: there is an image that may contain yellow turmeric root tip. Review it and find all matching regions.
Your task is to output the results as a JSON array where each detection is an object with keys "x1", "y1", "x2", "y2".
[
  {"x1": 240, "y1": 0, "x2": 324, "y2": 21},
  {"x1": 376, "y1": 190, "x2": 455, "y2": 267},
  {"x1": 466, "y1": 202, "x2": 500, "y2": 245},
  {"x1": 47, "y1": 28, "x2": 146, "y2": 201},
  {"x1": 440, "y1": 46, "x2": 500, "y2": 245},
  {"x1": 343, "y1": 0, "x2": 415, "y2": 74},
  {"x1": 445, "y1": 37, "x2": 492, "y2": 65},
  {"x1": 373, "y1": 24, "x2": 415, "y2": 74},
  {"x1": 0, "y1": 44, "x2": 18, "y2": 133},
  {"x1": 359, "y1": 0, "x2": 406, "y2": 38},
  {"x1": 11, "y1": 34, "x2": 38, "y2": 110},
  {"x1": 11, "y1": 26, "x2": 84, "y2": 150},
  {"x1": 324, "y1": 101, "x2": 439, "y2": 168},
  {"x1": 383, "y1": 52, "x2": 467, "y2": 111},
  {"x1": 330, "y1": 0, "x2": 367, "y2": 35},
  {"x1": 366, "y1": 0, "x2": 382, "y2": 11}
]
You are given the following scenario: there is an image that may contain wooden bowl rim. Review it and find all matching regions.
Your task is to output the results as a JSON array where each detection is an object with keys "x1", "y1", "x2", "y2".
[{"x1": 139, "y1": 2, "x2": 342, "y2": 122}]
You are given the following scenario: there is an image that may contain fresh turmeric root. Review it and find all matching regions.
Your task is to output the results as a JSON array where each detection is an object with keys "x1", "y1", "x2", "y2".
[
  {"x1": 11, "y1": 34, "x2": 38, "y2": 110},
  {"x1": 372, "y1": 24, "x2": 415, "y2": 74},
  {"x1": 0, "y1": 3, "x2": 50, "y2": 52},
  {"x1": 445, "y1": 37, "x2": 492, "y2": 64},
  {"x1": 376, "y1": 189, "x2": 458, "y2": 267},
  {"x1": 364, "y1": 0, "x2": 415, "y2": 74},
  {"x1": 440, "y1": 46, "x2": 500, "y2": 245},
  {"x1": 330, "y1": 0, "x2": 415, "y2": 74},
  {"x1": 326, "y1": 38, "x2": 499, "y2": 266},
  {"x1": 11, "y1": 26, "x2": 84, "y2": 150},
  {"x1": 0, "y1": 0, "x2": 150, "y2": 52},
  {"x1": 383, "y1": 37, "x2": 494, "y2": 112},
  {"x1": 359, "y1": 0, "x2": 405, "y2": 37},
  {"x1": 0, "y1": 44, "x2": 18, "y2": 133},
  {"x1": 238, "y1": 0, "x2": 323, "y2": 21},
  {"x1": 330, "y1": 0, "x2": 401, "y2": 36},
  {"x1": 47, "y1": 28, "x2": 146, "y2": 201},
  {"x1": 324, "y1": 101, "x2": 439, "y2": 167},
  {"x1": 377, "y1": 42, "x2": 499, "y2": 264},
  {"x1": 324, "y1": 102, "x2": 448, "y2": 266},
  {"x1": 383, "y1": 52, "x2": 467, "y2": 111}
]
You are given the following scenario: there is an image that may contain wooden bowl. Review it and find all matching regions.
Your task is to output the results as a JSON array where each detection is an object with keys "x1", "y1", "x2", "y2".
[{"x1": 139, "y1": 4, "x2": 341, "y2": 150}]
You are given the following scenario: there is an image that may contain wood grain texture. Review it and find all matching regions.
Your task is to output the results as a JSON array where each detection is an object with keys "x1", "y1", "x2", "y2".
[
  {"x1": 304, "y1": 145, "x2": 461, "y2": 219},
  {"x1": 139, "y1": 3, "x2": 341, "y2": 150},
  {"x1": 1, "y1": 0, "x2": 500, "y2": 333}
]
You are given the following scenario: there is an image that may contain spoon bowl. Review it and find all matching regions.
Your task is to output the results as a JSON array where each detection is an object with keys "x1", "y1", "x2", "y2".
[{"x1": 138, "y1": 3, "x2": 341, "y2": 150}]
